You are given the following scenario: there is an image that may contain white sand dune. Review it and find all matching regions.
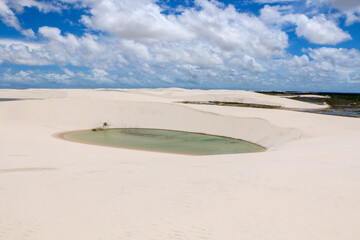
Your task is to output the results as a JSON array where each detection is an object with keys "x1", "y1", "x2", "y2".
[{"x1": 0, "y1": 89, "x2": 359, "y2": 240}]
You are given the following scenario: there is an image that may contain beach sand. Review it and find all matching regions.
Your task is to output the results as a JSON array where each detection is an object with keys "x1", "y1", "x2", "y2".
[{"x1": 0, "y1": 88, "x2": 359, "y2": 239}]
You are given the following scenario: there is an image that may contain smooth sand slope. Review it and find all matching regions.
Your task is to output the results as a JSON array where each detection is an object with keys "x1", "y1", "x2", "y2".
[{"x1": 0, "y1": 89, "x2": 359, "y2": 240}]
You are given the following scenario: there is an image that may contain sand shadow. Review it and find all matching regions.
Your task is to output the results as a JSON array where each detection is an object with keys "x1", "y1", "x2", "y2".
[{"x1": 0, "y1": 168, "x2": 57, "y2": 174}]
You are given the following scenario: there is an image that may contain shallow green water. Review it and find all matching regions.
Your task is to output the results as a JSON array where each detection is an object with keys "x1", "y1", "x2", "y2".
[{"x1": 62, "y1": 128, "x2": 265, "y2": 155}]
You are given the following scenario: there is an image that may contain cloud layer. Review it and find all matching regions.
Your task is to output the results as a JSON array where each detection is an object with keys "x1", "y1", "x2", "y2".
[{"x1": 0, "y1": 0, "x2": 359, "y2": 91}]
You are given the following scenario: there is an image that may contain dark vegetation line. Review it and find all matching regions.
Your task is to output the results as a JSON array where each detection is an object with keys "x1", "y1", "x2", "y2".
[{"x1": 181, "y1": 92, "x2": 360, "y2": 118}]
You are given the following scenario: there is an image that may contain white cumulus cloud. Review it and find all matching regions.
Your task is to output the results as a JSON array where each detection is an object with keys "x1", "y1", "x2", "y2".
[
  {"x1": 74, "y1": 0, "x2": 288, "y2": 59},
  {"x1": 307, "y1": 0, "x2": 360, "y2": 25},
  {"x1": 80, "y1": 0, "x2": 194, "y2": 41},
  {"x1": 0, "y1": 0, "x2": 35, "y2": 37},
  {"x1": 0, "y1": 42, "x2": 51, "y2": 65},
  {"x1": 8, "y1": 0, "x2": 61, "y2": 14},
  {"x1": 283, "y1": 47, "x2": 360, "y2": 83},
  {"x1": 294, "y1": 14, "x2": 352, "y2": 45},
  {"x1": 260, "y1": 5, "x2": 352, "y2": 45}
]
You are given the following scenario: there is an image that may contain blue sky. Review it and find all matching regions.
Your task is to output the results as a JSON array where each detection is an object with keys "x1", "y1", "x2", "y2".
[{"x1": 0, "y1": 0, "x2": 359, "y2": 92}]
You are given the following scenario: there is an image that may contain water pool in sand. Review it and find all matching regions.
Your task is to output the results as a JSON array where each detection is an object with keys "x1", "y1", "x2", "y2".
[{"x1": 62, "y1": 128, "x2": 265, "y2": 155}]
